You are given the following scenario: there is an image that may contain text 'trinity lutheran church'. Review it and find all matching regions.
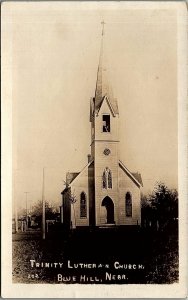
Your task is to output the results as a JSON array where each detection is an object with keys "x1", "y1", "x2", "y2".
[{"x1": 60, "y1": 23, "x2": 143, "y2": 229}]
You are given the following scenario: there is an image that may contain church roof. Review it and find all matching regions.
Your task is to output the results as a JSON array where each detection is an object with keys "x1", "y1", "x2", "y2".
[
  {"x1": 65, "y1": 160, "x2": 94, "y2": 187},
  {"x1": 92, "y1": 24, "x2": 119, "y2": 117},
  {"x1": 119, "y1": 160, "x2": 143, "y2": 188},
  {"x1": 66, "y1": 172, "x2": 80, "y2": 185},
  {"x1": 131, "y1": 172, "x2": 143, "y2": 187}
]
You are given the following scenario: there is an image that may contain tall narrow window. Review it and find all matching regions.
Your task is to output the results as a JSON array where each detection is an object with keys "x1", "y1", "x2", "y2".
[
  {"x1": 102, "y1": 115, "x2": 110, "y2": 132},
  {"x1": 126, "y1": 192, "x2": 132, "y2": 217},
  {"x1": 102, "y1": 171, "x2": 107, "y2": 189},
  {"x1": 80, "y1": 192, "x2": 87, "y2": 218},
  {"x1": 102, "y1": 168, "x2": 112, "y2": 189},
  {"x1": 108, "y1": 170, "x2": 112, "y2": 189}
]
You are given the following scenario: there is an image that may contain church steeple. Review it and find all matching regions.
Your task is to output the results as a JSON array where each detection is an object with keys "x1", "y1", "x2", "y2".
[
  {"x1": 61, "y1": 21, "x2": 142, "y2": 230},
  {"x1": 93, "y1": 21, "x2": 119, "y2": 116}
]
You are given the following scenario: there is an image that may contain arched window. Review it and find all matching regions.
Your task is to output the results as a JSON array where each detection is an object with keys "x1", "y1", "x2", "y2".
[
  {"x1": 108, "y1": 170, "x2": 112, "y2": 189},
  {"x1": 125, "y1": 192, "x2": 132, "y2": 217},
  {"x1": 102, "y1": 168, "x2": 112, "y2": 189},
  {"x1": 102, "y1": 171, "x2": 107, "y2": 189},
  {"x1": 80, "y1": 192, "x2": 87, "y2": 218}
]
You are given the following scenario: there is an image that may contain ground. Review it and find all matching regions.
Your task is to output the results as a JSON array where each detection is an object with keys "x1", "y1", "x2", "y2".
[{"x1": 12, "y1": 224, "x2": 178, "y2": 284}]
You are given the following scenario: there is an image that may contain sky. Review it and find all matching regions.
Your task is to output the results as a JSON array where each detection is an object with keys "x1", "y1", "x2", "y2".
[{"x1": 7, "y1": 3, "x2": 178, "y2": 212}]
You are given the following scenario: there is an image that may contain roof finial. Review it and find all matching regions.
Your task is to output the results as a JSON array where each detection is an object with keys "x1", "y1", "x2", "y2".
[{"x1": 101, "y1": 20, "x2": 105, "y2": 36}]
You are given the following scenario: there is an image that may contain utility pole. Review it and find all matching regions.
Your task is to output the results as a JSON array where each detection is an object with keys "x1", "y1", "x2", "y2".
[
  {"x1": 42, "y1": 167, "x2": 45, "y2": 240},
  {"x1": 24, "y1": 192, "x2": 29, "y2": 230},
  {"x1": 101, "y1": 20, "x2": 105, "y2": 36}
]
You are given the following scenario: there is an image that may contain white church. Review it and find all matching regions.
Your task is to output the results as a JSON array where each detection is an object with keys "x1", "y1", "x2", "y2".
[{"x1": 60, "y1": 24, "x2": 143, "y2": 229}]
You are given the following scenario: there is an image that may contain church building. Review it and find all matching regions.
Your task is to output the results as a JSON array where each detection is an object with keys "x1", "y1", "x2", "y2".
[{"x1": 60, "y1": 23, "x2": 143, "y2": 229}]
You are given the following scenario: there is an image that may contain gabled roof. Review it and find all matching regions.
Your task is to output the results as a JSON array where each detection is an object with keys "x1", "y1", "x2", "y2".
[
  {"x1": 62, "y1": 159, "x2": 142, "y2": 194},
  {"x1": 66, "y1": 160, "x2": 94, "y2": 187},
  {"x1": 132, "y1": 172, "x2": 143, "y2": 187},
  {"x1": 92, "y1": 26, "x2": 119, "y2": 117},
  {"x1": 119, "y1": 160, "x2": 143, "y2": 188},
  {"x1": 66, "y1": 172, "x2": 80, "y2": 185},
  {"x1": 99, "y1": 95, "x2": 118, "y2": 117}
]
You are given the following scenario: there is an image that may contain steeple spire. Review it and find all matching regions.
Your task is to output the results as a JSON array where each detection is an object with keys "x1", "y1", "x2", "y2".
[{"x1": 93, "y1": 21, "x2": 119, "y2": 115}]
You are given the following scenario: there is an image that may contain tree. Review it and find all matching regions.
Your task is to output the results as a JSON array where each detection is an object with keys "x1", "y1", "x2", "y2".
[
  {"x1": 62, "y1": 180, "x2": 77, "y2": 228},
  {"x1": 32, "y1": 200, "x2": 59, "y2": 221},
  {"x1": 148, "y1": 182, "x2": 178, "y2": 229},
  {"x1": 141, "y1": 193, "x2": 153, "y2": 227},
  {"x1": 69, "y1": 191, "x2": 77, "y2": 228}
]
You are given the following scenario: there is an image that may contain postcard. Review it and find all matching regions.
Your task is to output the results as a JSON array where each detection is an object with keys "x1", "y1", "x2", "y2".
[{"x1": 1, "y1": 1, "x2": 187, "y2": 298}]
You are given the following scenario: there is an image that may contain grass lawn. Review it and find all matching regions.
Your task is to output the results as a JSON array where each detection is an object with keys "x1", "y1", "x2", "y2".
[{"x1": 12, "y1": 225, "x2": 178, "y2": 284}]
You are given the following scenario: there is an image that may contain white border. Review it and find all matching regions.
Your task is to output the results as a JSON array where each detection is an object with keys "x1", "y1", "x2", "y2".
[{"x1": 1, "y1": 1, "x2": 188, "y2": 298}]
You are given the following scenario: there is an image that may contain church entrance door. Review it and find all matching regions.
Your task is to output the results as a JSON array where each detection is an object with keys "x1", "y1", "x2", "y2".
[{"x1": 102, "y1": 196, "x2": 115, "y2": 224}]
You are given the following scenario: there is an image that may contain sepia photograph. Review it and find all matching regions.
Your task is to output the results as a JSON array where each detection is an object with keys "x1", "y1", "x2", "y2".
[{"x1": 1, "y1": 1, "x2": 187, "y2": 298}]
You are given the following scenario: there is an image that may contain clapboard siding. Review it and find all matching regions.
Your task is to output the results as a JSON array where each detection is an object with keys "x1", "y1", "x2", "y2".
[
  {"x1": 71, "y1": 168, "x2": 89, "y2": 226},
  {"x1": 62, "y1": 74, "x2": 142, "y2": 228},
  {"x1": 118, "y1": 166, "x2": 141, "y2": 225},
  {"x1": 94, "y1": 140, "x2": 119, "y2": 226}
]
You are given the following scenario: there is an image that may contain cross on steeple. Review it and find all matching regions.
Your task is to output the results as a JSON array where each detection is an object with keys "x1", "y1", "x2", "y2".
[
  {"x1": 101, "y1": 20, "x2": 105, "y2": 36},
  {"x1": 92, "y1": 19, "x2": 119, "y2": 118}
]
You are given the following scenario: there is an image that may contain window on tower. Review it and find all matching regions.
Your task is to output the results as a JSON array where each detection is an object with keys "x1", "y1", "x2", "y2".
[
  {"x1": 102, "y1": 170, "x2": 107, "y2": 189},
  {"x1": 102, "y1": 168, "x2": 112, "y2": 189},
  {"x1": 108, "y1": 170, "x2": 112, "y2": 188},
  {"x1": 102, "y1": 115, "x2": 110, "y2": 132}
]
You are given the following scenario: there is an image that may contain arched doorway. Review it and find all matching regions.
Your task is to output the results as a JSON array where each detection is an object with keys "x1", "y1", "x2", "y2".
[{"x1": 101, "y1": 196, "x2": 115, "y2": 224}]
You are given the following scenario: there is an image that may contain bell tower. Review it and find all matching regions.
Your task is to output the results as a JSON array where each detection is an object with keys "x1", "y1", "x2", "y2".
[{"x1": 90, "y1": 22, "x2": 119, "y2": 226}]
